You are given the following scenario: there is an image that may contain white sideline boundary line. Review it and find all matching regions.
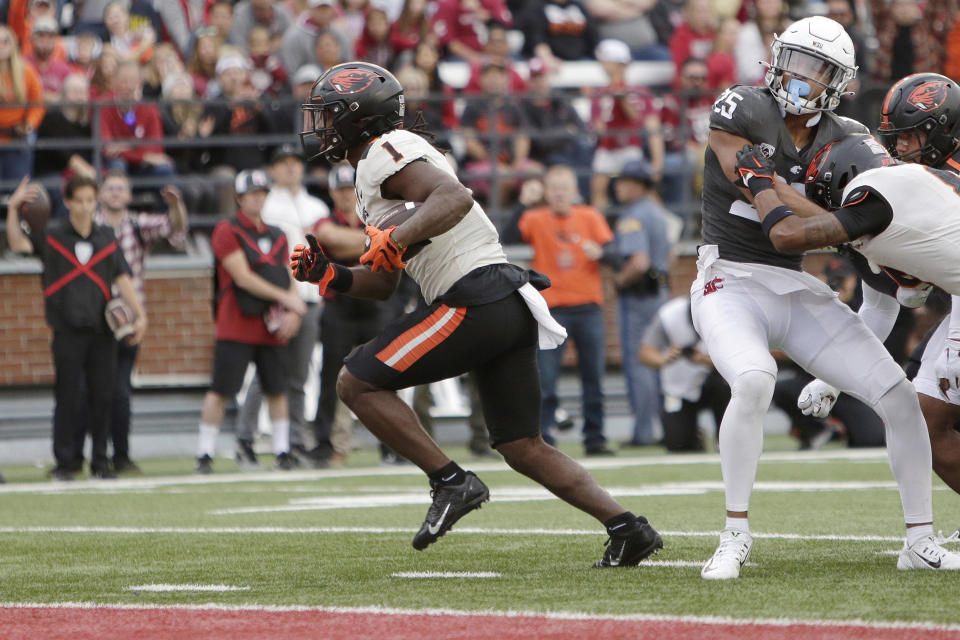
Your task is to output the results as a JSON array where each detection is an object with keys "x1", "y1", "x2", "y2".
[
  {"x1": 0, "y1": 525, "x2": 921, "y2": 543},
  {"x1": 0, "y1": 601, "x2": 958, "y2": 633},
  {"x1": 0, "y1": 448, "x2": 893, "y2": 494},
  {"x1": 391, "y1": 572, "x2": 501, "y2": 579},
  {"x1": 124, "y1": 584, "x2": 250, "y2": 592}
]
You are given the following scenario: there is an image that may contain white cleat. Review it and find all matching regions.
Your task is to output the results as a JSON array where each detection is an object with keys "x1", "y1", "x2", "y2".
[
  {"x1": 897, "y1": 535, "x2": 960, "y2": 570},
  {"x1": 701, "y1": 529, "x2": 753, "y2": 580}
]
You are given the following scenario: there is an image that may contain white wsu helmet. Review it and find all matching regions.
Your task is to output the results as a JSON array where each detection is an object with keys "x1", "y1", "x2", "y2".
[{"x1": 764, "y1": 16, "x2": 857, "y2": 115}]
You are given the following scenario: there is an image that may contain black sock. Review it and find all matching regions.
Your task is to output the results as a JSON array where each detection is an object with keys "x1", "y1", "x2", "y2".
[
  {"x1": 604, "y1": 511, "x2": 636, "y2": 535},
  {"x1": 427, "y1": 461, "x2": 466, "y2": 486}
]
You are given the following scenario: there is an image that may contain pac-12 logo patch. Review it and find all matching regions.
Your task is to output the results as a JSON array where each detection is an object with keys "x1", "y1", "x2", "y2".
[
  {"x1": 908, "y1": 81, "x2": 949, "y2": 112},
  {"x1": 328, "y1": 68, "x2": 379, "y2": 94}
]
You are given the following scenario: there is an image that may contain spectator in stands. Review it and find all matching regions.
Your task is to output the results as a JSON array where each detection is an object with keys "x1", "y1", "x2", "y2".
[
  {"x1": 0, "y1": 25, "x2": 44, "y2": 186},
  {"x1": 519, "y1": 164, "x2": 616, "y2": 455},
  {"x1": 871, "y1": 0, "x2": 954, "y2": 85},
  {"x1": 336, "y1": 0, "x2": 371, "y2": 46},
  {"x1": 72, "y1": 0, "x2": 112, "y2": 38},
  {"x1": 660, "y1": 57, "x2": 714, "y2": 216},
  {"x1": 186, "y1": 26, "x2": 221, "y2": 98},
  {"x1": 585, "y1": 0, "x2": 670, "y2": 61},
  {"x1": 668, "y1": 0, "x2": 715, "y2": 71},
  {"x1": 314, "y1": 30, "x2": 347, "y2": 72},
  {"x1": 93, "y1": 170, "x2": 188, "y2": 473},
  {"x1": 499, "y1": 176, "x2": 545, "y2": 245},
  {"x1": 707, "y1": 17, "x2": 738, "y2": 90},
  {"x1": 517, "y1": 0, "x2": 599, "y2": 68},
  {"x1": 65, "y1": 28, "x2": 103, "y2": 78},
  {"x1": 153, "y1": 0, "x2": 207, "y2": 59},
  {"x1": 648, "y1": 0, "x2": 686, "y2": 49},
  {"x1": 6, "y1": 175, "x2": 147, "y2": 481},
  {"x1": 200, "y1": 53, "x2": 273, "y2": 214},
  {"x1": 195, "y1": 169, "x2": 306, "y2": 474},
  {"x1": 280, "y1": 0, "x2": 351, "y2": 79},
  {"x1": 609, "y1": 160, "x2": 673, "y2": 447},
  {"x1": 89, "y1": 44, "x2": 119, "y2": 99},
  {"x1": 159, "y1": 72, "x2": 216, "y2": 213},
  {"x1": 639, "y1": 295, "x2": 729, "y2": 452},
  {"x1": 460, "y1": 61, "x2": 539, "y2": 206},
  {"x1": 99, "y1": 59, "x2": 176, "y2": 184},
  {"x1": 103, "y1": 0, "x2": 155, "y2": 64},
  {"x1": 396, "y1": 64, "x2": 455, "y2": 152},
  {"x1": 431, "y1": 0, "x2": 513, "y2": 64},
  {"x1": 208, "y1": 1, "x2": 236, "y2": 42},
  {"x1": 389, "y1": 0, "x2": 432, "y2": 59},
  {"x1": 520, "y1": 57, "x2": 591, "y2": 193},
  {"x1": 824, "y1": 0, "x2": 869, "y2": 121},
  {"x1": 734, "y1": 0, "x2": 787, "y2": 86},
  {"x1": 229, "y1": 0, "x2": 293, "y2": 52},
  {"x1": 271, "y1": 63, "x2": 323, "y2": 136},
  {"x1": 588, "y1": 38, "x2": 664, "y2": 210},
  {"x1": 947, "y1": 13, "x2": 960, "y2": 82},
  {"x1": 25, "y1": 16, "x2": 70, "y2": 101},
  {"x1": 34, "y1": 73, "x2": 95, "y2": 217},
  {"x1": 408, "y1": 40, "x2": 458, "y2": 133},
  {"x1": 355, "y1": 7, "x2": 398, "y2": 69},
  {"x1": 247, "y1": 26, "x2": 290, "y2": 97},
  {"x1": 462, "y1": 20, "x2": 528, "y2": 96},
  {"x1": 309, "y1": 164, "x2": 394, "y2": 467},
  {"x1": 17, "y1": 0, "x2": 66, "y2": 64},
  {"x1": 142, "y1": 43, "x2": 184, "y2": 99},
  {"x1": 236, "y1": 144, "x2": 327, "y2": 469}
]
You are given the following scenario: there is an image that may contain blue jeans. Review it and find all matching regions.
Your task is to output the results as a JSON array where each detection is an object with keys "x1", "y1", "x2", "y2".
[
  {"x1": 537, "y1": 303, "x2": 606, "y2": 448},
  {"x1": 619, "y1": 291, "x2": 668, "y2": 444},
  {"x1": 0, "y1": 140, "x2": 33, "y2": 189}
]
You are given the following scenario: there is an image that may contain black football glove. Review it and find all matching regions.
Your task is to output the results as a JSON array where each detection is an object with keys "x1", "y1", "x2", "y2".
[
  {"x1": 290, "y1": 234, "x2": 333, "y2": 284},
  {"x1": 734, "y1": 144, "x2": 777, "y2": 197}
]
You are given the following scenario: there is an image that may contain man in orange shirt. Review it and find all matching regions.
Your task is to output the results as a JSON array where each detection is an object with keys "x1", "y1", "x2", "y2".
[{"x1": 518, "y1": 164, "x2": 616, "y2": 455}]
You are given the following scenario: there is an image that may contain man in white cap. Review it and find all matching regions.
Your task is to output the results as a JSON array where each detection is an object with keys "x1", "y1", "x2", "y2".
[
  {"x1": 195, "y1": 169, "x2": 306, "y2": 474},
  {"x1": 235, "y1": 145, "x2": 329, "y2": 468}
]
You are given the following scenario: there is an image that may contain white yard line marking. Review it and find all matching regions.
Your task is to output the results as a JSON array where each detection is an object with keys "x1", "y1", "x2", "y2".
[
  {"x1": 0, "y1": 449, "x2": 894, "y2": 494},
  {"x1": 0, "y1": 601, "x2": 958, "y2": 633},
  {"x1": 209, "y1": 481, "x2": 901, "y2": 515},
  {"x1": 391, "y1": 572, "x2": 501, "y2": 579},
  {"x1": 124, "y1": 584, "x2": 250, "y2": 592},
  {"x1": 0, "y1": 525, "x2": 926, "y2": 543}
]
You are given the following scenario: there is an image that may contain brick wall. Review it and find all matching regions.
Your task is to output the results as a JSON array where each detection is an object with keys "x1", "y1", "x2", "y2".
[
  {"x1": 0, "y1": 268, "x2": 215, "y2": 387},
  {"x1": 1, "y1": 252, "x2": 836, "y2": 387}
]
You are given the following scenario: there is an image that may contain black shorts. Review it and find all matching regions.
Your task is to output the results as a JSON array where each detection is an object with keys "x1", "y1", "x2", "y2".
[
  {"x1": 344, "y1": 291, "x2": 542, "y2": 446},
  {"x1": 210, "y1": 340, "x2": 287, "y2": 397}
]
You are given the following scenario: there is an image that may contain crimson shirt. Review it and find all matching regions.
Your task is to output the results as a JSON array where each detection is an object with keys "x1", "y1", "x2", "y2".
[{"x1": 211, "y1": 209, "x2": 288, "y2": 346}]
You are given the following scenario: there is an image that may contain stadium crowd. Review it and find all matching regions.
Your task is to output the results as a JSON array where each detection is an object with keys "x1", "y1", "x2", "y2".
[{"x1": 3, "y1": 0, "x2": 960, "y2": 480}]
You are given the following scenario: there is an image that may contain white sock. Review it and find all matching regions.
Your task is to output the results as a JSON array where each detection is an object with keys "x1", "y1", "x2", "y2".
[
  {"x1": 198, "y1": 423, "x2": 219, "y2": 458},
  {"x1": 272, "y1": 418, "x2": 290, "y2": 455},
  {"x1": 725, "y1": 517, "x2": 750, "y2": 533},
  {"x1": 906, "y1": 524, "x2": 934, "y2": 547}
]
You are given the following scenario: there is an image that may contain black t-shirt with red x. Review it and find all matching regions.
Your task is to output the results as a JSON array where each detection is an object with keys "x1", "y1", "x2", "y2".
[{"x1": 34, "y1": 218, "x2": 131, "y2": 333}]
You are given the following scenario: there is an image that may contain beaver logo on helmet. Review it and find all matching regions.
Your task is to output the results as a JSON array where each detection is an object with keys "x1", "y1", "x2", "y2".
[
  {"x1": 328, "y1": 68, "x2": 379, "y2": 94},
  {"x1": 908, "y1": 81, "x2": 949, "y2": 112}
]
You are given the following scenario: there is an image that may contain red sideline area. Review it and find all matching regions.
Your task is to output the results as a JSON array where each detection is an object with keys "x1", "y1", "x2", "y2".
[{"x1": 2, "y1": 607, "x2": 959, "y2": 640}]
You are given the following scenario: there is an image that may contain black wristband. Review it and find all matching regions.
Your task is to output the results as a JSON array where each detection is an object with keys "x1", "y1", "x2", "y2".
[
  {"x1": 329, "y1": 264, "x2": 354, "y2": 293},
  {"x1": 746, "y1": 175, "x2": 775, "y2": 198},
  {"x1": 761, "y1": 205, "x2": 795, "y2": 237}
]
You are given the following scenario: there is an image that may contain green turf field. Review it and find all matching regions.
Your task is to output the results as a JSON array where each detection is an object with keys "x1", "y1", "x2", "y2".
[{"x1": 1, "y1": 437, "x2": 959, "y2": 626}]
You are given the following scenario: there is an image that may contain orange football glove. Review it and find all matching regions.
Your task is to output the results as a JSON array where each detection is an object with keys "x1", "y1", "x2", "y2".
[
  {"x1": 360, "y1": 225, "x2": 406, "y2": 273},
  {"x1": 289, "y1": 234, "x2": 337, "y2": 293}
]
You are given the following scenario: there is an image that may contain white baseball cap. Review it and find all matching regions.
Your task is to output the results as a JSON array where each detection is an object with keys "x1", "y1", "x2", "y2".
[{"x1": 595, "y1": 39, "x2": 632, "y2": 65}]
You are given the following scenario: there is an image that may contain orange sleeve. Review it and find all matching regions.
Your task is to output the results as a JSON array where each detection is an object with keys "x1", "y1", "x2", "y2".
[
  {"x1": 9, "y1": 0, "x2": 28, "y2": 46},
  {"x1": 589, "y1": 207, "x2": 614, "y2": 244},
  {"x1": 23, "y1": 65, "x2": 45, "y2": 130}
]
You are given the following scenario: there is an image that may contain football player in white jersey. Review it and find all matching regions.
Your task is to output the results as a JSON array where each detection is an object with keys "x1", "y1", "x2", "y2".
[
  {"x1": 797, "y1": 74, "x2": 960, "y2": 497},
  {"x1": 289, "y1": 61, "x2": 663, "y2": 564},
  {"x1": 694, "y1": 15, "x2": 958, "y2": 579}
]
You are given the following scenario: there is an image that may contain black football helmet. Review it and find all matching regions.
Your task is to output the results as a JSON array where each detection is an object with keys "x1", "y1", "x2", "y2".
[
  {"x1": 805, "y1": 133, "x2": 896, "y2": 209},
  {"x1": 877, "y1": 73, "x2": 960, "y2": 166},
  {"x1": 300, "y1": 62, "x2": 405, "y2": 162}
]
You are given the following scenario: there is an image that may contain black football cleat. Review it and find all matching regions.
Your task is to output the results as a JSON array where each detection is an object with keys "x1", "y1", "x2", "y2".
[
  {"x1": 195, "y1": 454, "x2": 214, "y2": 475},
  {"x1": 593, "y1": 515, "x2": 663, "y2": 567},
  {"x1": 412, "y1": 471, "x2": 489, "y2": 550}
]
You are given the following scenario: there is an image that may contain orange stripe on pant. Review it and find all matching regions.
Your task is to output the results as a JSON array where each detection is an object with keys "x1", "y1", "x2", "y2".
[{"x1": 376, "y1": 305, "x2": 467, "y2": 372}]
